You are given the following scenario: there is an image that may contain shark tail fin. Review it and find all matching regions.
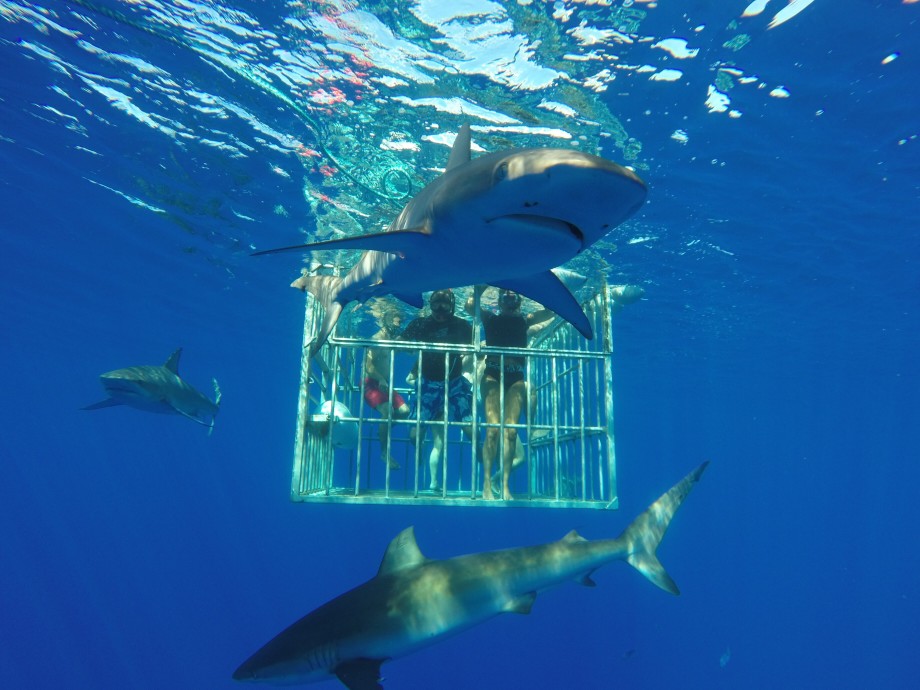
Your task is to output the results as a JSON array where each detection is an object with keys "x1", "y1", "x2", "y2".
[
  {"x1": 618, "y1": 462, "x2": 709, "y2": 595},
  {"x1": 208, "y1": 378, "x2": 221, "y2": 437},
  {"x1": 291, "y1": 275, "x2": 345, "y2": 357}
]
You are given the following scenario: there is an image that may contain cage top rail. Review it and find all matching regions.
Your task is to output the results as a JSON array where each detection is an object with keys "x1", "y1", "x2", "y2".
[{"x1": 325, "y1": 336, "x2": 610, "y2": 359}]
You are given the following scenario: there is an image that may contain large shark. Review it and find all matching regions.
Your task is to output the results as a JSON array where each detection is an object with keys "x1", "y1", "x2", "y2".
[
  {"x1": 254, "y1": 124, "x2": 647, "y2": 355},
  {"x1": 233, "y1": 462, "x2": 708, "y2": 688},
  {"x1": 82, "y1": 348, "x2": 221, "y2": 433}
]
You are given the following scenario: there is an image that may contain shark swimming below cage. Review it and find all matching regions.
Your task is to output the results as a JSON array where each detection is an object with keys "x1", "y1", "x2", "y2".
[{"x1": 288, "y1": 273, "x2": 620, "y2": 510}]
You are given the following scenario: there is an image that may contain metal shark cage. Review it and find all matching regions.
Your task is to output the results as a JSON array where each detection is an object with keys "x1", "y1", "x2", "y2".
[{"x1": 289, "y1": 279, "x2": 619, "y2": 510}]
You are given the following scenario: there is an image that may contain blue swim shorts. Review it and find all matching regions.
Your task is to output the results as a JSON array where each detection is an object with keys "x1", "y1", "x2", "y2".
[{"x1": 413, "y1": 376, "x2": 472, "y2": 423}]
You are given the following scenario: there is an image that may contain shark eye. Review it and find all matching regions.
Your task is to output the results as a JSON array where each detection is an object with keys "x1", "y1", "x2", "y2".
[{"x1": 494, "y1": 162, "x2": 509, "y2": 182}]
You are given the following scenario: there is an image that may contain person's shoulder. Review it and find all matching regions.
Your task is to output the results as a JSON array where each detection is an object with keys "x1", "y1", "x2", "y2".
[
  {"x1": 452, "y1": 315, "x2": 473, "y2": 332},
  {"x1": 401, "y1": 316, "x2": 428, "y2": 337}
]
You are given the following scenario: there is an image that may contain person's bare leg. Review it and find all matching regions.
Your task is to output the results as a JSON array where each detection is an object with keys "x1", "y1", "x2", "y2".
[
  {"x1": 529, "y1": 385, "x2": 548, "y2": 439},
  {"x1": 376, "y1": 401, "x2": 400, "y2": 470},
  {"x1": 501, "y1": 381, "x2": 526, "y2": 500},
  {"x1": 429, "y1": 426, "x2": 444, "y2": 490},
  {"x1": 481, "y1": 376, "x2": 501, "y2": 500}
]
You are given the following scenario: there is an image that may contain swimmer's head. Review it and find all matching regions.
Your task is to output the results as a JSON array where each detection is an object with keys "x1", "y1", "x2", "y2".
[
  {"x1": 429, "y1": 289, "x2": 455, "y2": 316},
  {"x1": 498, "y1": 289, "x2": 522, "y2": 312}
]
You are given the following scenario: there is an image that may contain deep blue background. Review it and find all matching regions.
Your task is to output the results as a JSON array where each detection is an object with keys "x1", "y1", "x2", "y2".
[{"x1": 2, "y1": 1, "x2": 918, "y2": 688}]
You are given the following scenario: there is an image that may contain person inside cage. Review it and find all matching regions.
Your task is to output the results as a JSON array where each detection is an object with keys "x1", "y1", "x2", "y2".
[
  {"x1": 467, "y1": 286, "x2": 553, "y2": 500},
  {"x1": 364, "y1": 304, "x2": 411, "y2": 470},
  {"x1": 399, "y1": 289, "x2": 476, "y2": 491}
]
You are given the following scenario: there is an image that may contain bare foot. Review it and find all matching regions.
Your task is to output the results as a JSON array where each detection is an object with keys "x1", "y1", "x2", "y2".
[{"x1": 503, "y1": 488, "x2": 514, "y2": 501}]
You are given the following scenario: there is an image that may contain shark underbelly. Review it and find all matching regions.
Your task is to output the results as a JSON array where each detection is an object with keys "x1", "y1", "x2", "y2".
[{"x1": 368, "y1": 218, "x2": 583, "y2": 296}]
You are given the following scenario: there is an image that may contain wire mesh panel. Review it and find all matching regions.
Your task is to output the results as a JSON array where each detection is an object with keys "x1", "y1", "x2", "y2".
[{"x1": 289, "y1": 279, "x2": 618, "y2": 509}]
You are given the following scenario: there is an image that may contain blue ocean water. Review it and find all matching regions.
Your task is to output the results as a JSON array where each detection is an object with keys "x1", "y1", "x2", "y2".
[{"x1": 1, "y1": 1, "x2": 918, "y2": 688}]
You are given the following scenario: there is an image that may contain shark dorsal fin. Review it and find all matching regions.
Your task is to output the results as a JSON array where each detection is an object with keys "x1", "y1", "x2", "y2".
[
  {"x1": 562, "y1": 529, "x2": 588, "y2": 543},
  {"x1": 164, "y1": 348, "x2": 182, "y2": 374},
  {"x1": 446, "y1": 124, "x2": 471, "y2": 171},
  {"x1": 377, "y1": 526, "x2": 427, "y2": 576}
]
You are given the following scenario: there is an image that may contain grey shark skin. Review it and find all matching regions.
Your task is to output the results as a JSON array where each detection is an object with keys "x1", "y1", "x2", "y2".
[
  {"x1": 255, "y1": 124, "x2": 647, "y2": 355},
  {"x1": 233, "y1": 462, "x2": 707, "y2": 689},
  {"x1": 83, "y1": 348, "x2": 221, "y2": 433}
]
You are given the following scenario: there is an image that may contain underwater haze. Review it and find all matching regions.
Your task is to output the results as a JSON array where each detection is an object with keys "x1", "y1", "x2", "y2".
[{"x1": 1, "y1": 1, "x2": 918, "y2": 688}]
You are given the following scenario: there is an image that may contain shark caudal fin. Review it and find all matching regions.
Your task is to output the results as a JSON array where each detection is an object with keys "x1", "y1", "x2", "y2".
[
  {"x1": 618, "y1": 462, "x2": 709, "y2": 595},
  {"x1": 207, "y1": 378, "x2": 221, "y2": 437},
  {"x1": 291, "y1": 275, "x2": 345, "y2": 356}
]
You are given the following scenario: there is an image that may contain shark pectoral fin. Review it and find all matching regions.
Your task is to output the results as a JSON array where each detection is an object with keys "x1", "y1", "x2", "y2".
[
  {"x1": 550, "y1": 267, "x2": 588, "y2": 292},
  {"x1": 82, "y1": 398, "x2": 121, "y2": 411},
  {"x1": 393, "y1": 293, "x2": 425, "y2": 309},
  {"x1": 311, "y1": 300, "x2": 345, "y2": 357},
  {"x1": 505, "y1": 592, "x2": 537, "y2": 615},
  {"x1": 333, "y1": 658, "x2": 385, "y2": 690},
  {"x1": 164, "y1": 348, "x2": 182, "y2": 374},
  {"x1": 253, "y1": 227, "x2": 431, "y2": 257},
  {"x1": 492, "y1": 272, "x2": 593, "y2": 339}
]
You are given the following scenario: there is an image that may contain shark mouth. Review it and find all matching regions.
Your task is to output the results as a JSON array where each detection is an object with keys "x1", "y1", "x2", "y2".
[
  {"x1": 103, "y1": 382, "x2": 140, "y2": 394},
  {"x1": 487, "y1": 214, "x2": 585, "y2": 248}
]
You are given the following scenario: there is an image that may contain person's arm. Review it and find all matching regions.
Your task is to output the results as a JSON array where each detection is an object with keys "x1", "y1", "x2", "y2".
[
  {"x1": 464, "y1": 284, "x2": 489, "y2": 317},
  {"x1": 525, "y1": 308, "x2": 556, "y2": 329}
]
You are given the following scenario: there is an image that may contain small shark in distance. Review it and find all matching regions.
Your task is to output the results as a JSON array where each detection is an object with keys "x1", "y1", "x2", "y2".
[
  {"x1": 254, "y1": 124, "x2": 647, "y2": 355},
  {"x1": 83, "y1": 348, "x2": 221, "y2": 433},
  {"x1": 233, "y1": 462, "x2": 708, "y2": 689}
]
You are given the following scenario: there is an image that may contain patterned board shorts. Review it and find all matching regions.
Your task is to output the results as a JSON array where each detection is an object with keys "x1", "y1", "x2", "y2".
[{"x1": 413, "y1": 376, "x2": 472, "y2": 422}]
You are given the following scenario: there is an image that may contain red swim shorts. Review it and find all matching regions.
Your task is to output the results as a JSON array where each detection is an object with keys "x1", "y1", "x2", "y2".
[{"x1": 364, "y1": 378, "x2": 406, "y2": 410}]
